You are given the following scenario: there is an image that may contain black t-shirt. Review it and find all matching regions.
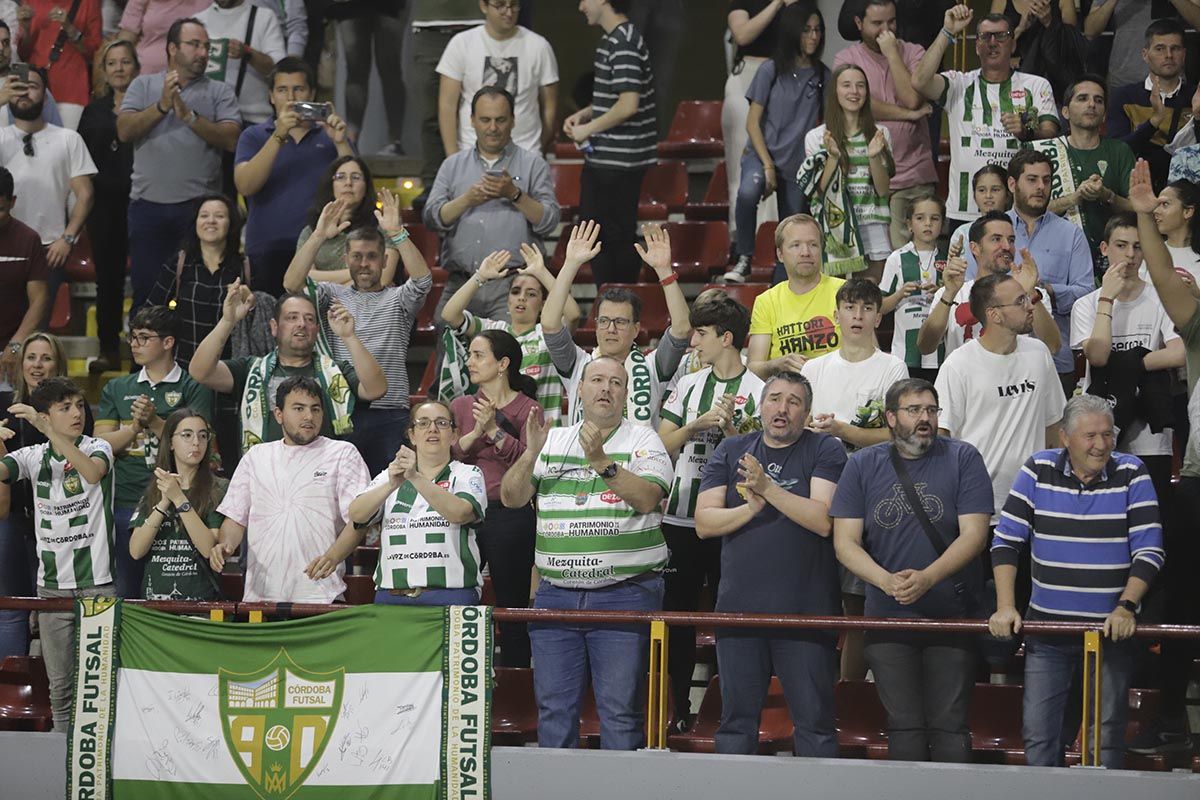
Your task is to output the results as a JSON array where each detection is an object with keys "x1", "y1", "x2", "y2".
[{"x1": 730, "y1": 0, "x2": 780, "y2": 61}]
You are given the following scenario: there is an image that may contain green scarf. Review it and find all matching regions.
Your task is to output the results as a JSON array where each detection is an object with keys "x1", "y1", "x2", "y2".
[
  {"x1": 796, "y1": 149, "x2": 866, "y2": 277},
  {"x1": 239, "y1": 348, "x2": 354, "y2": 451},
  {"x1": 1030, "y1": 136, "x2": 1084, "y2": 230}
]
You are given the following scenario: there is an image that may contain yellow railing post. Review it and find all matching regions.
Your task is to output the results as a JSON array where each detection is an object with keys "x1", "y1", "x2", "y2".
[
  {"x1": 249, "y1": 610, "x2": 264, "y2": 624},
  {"x1": 645, "y1": 619, "x2": 669, "y2": 749},
  {"x1": 208, "y1": 609, "x2": 224, "y2": 622},
  {"x1": 1080, "y1": 630, "x2": 1103, "y2": 766}
]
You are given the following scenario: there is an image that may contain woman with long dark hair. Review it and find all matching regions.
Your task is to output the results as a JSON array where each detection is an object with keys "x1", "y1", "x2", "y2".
[
  {"x1": 146, "y1": 193, "x2": 245, "y2": 368},
  {"x1": 449, "y1": 329, "x2": 542, "y2": 666},
  {"x1": 128, "y1": 408, "x2": 228, "y2": 600},
  {"x1": 723, "y1": 1, "x2": 829, "y2": 284},
  {"x1": 296, "y1": 155, "x2": 399, "y2": 284},
  {"x1": 80, "y1": 39, "x2": 139, "y2": 373}
]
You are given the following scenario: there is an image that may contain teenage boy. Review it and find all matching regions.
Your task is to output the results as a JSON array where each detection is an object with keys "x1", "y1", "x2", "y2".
[
  {"x1": 0, "y1": 377, "x2": 114, "y2": 731},
  {"x1": 657, "y1": 291, "x2": 763, "y2": 730},
  {"x1": 96, "y1": 305, "x2": 213, "y2": 598}
]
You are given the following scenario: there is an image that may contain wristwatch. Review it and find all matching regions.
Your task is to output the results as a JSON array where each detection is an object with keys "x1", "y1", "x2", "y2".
[
  {"x1": 1118, "y1": 599, "x2": 1138, "y2": 614},
  {"x1": 597, "y1": 462, "x2": 619, "y2": 480},
  {"x1": 63, "y1": 232, "x2": 78, "y2": 246},
  {"x1": 177, "y1": 502, "x2": 192, "y2": 514}
]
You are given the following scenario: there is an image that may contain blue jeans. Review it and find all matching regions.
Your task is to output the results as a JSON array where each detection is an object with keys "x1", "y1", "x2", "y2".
[
  {"x1": 529, "y1": 573, "x2": 664, "y2": 750},
  {"x1": 1022, "y1": 635, "x2": 1136, "y2": 769},
  {"x1": 348, "y1": 405, "x2": 410, "y2": 478},
  {"x1": 0, "y1": 509, "x2": 36, "y2": 658},
  {"x1": 734, "y1": 150, "x2": 803, "y2": 258},
  {"x1": 113, "y1": 505, "x2": 145, "y2": 600},
  {"x1": 373, "y1": 587, "x2": 481, "y2": 606},
  {"x1": 127, "y1": 198, "x2": 196, "y2": 312},
  {"x1": 715, "y1": 632, "x2": 838, "y2": 757}
]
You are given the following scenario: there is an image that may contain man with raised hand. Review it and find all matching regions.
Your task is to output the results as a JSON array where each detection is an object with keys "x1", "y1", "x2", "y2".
[{"x1": 541, "y1": 221, "x2": 690, "y2": 428}]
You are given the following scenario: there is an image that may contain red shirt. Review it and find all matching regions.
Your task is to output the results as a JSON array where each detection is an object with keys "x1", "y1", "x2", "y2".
[
  {"x1": 18, "y1": 0, "x2": 102, "y2": 107},
  {"x1": 0, "y1": 214, "x2": 49, "y2": 344},
  {"x1": 450, "y1": 390, "x2": 544, "y2": 502}
]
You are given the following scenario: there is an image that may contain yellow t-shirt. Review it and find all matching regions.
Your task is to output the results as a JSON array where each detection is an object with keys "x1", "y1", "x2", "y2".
[{"x1": 749, "y1": 275, "x2": 845, "y2": 361}]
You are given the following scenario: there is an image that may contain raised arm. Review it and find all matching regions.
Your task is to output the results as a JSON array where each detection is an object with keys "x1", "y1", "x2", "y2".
[
  {"x1": 189, "y1": 281, "x2": 254, "y2": 394},
  {"x1": 327, "y1": 304, "x2": 387, "y2": 401},
  {"x1": 500, "y1": 414, "x2": 550, "y2": 509},
  {"x1": 912, "y1": 5, "x2": 973, "y2": 101},
  {"x1": 1131, "y1": 159, "x2": 1200, "y2": 328},
  {"x1": 441, "y1": 250, "x2": 510, "y2": 329},
  {"x1": 635, "y1": 224, "x2": 691, "y2": 339},
  {"x1": 541, "y1": 221, "x2": 601, "y2": 335},
  {"x1": 283, "y1": 199, "x2": 350, "y2": 293},
  {"x1": 728, "y1": 0, "x2": 786, "y2": 47},
  {"x1": 1083, "y1": 0, "x2": 1115, "y2": 38},
  {"x1": 519, "y1": 243, "x2": 581, "y2": 328}
]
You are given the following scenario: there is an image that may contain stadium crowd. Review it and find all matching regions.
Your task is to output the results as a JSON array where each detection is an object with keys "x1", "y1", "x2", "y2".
[{"x1": 0, "y1": 0, "x2": 1198, "y2": 774}]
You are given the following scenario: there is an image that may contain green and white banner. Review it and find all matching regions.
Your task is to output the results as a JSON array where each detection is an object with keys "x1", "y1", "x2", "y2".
[{"x1": 69, "y1": 601, "x2": 492, "y2": 800}]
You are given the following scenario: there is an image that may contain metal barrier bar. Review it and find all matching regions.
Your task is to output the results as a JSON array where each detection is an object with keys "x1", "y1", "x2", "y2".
[
  {"x1": 645, "y1": 619, "x2": 669, "y2": 749},
  {"x1": 1081, "y1": 630, "x2": 1103, "y2": 767}
]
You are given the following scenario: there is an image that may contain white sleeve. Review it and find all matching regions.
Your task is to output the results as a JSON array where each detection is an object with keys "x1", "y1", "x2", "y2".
[
  {"x1": 628, "y1": 427, "x2": 674, "y2": 490},
  {"x1": 940, "y1": 71, "x2": 967, "y2": 111},
  {"x1": 1069, "y1": 292, "x2": 1097, "y2": 349},
  {"x1": 1031, "y1": 76, "x2": 1057, "y2": 121},
  {"x1": 880, "y1": 251, "x2": 903, "y2": 294},
  {"x1": 1042, "y1": 350, "x2": 1066, "y2": 426},
  {"x1": 804, "y1": 125, "x2": 825, "y2": 158},
  {"x1": 436, "y1": 33, "x2": 466, "y2": 80},
  {"x1": 1158, "y1": 304, "x2": 1182, "y2": 345},
  {"x1": 254, "y1": 10, "x2": 287, "y2": 62},
  {"x1": 536, "y1": 35, "x2": 559, "y2": 85},
  {"x1": 934, "y1": 361, "x2": 961, "y2": 435},
  {"x1": 69, "y1": 131, "x2": 98, "y2": 177}
]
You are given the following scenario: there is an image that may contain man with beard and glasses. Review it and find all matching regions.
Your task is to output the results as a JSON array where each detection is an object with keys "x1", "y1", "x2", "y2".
[
  {"x1": 210, "y1": 376, "x2": 370, "y2": 603},
  {"x1": 283, "y1": 194, "x2": 432, "y2": 475},
  {"x1": 0, "y1": 22, "x2": 63, "y2": 127},
  {"x1": 917, "y1": 210, "x2": 1060, "y2": 361},
  {"x1": 1040, "y1": 75, "x2": 1135, "y2": 265},
  {"x1": 188, "y1": 287, "x2": 387, "y2": 457},
  {"x1": 118, "y1": 17, "x2": 241, "y2": 312},
  {"x1": 694, "y1": 371, "x2": 847, "y2": 757},
  {"x1": 0, "y1": 66, "x2": 94, "y2": 325},
  {"x1": 831, "y1": 377, "x2": 992, "y2": 763},
  {"x1": 935, "y1": 273, "x2": 1065, "y2": 527},
  {"x1": 911, "y1": 6, "x2": 1058, "y2": 223}
]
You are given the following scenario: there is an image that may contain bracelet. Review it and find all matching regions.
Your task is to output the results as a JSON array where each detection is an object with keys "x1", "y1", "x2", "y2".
[
  {"x1": 473, "y1": 275, "x2": 487, "y2": 288},
  {"x1": 1098, "y1": 296, "x2": 1115, "y2": 305},
  {"x1": 509, "y1": 188, "x2": 523, "y2": 204},
  {"x1": 1097, "y1": 312, "x2": 1113, "y2": 319},
  {"x1": 155, "y1": 101, "x2": 168, "y2": 115},
  {"x1": 387, "y1": 229, "x2": 410, "y2": 247},
  {"x1": 154, "y1": 505, "x2": 170, "y2": 516},
  {"x1": 939, "y1": 297, "x2": 956, "y2": 308},
  {"x1": 659, "y1": 272, "x2": 679, "y2": 286},
  {"x1": 272, "y1": 131, "x2": 287, "y2": 145},
  {"x1": 940, "y1": 27, "x2": 957, "y2": 44}
]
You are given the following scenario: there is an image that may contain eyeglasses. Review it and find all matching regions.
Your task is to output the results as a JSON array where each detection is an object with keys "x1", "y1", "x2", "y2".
[
  {"x1": 899, "y1": 405, "x2": 941, "y2": 418},
  {"x1": 487, "y1": 1, "x2": 520, "y2": 11},
  {"x1": 992, "y1": 295, "x2": 1032, "y2": 310},
  {"x1": 173, "y1": 430, "x2": 210, "y2": 442},
  {"x1": 179, "y1": 39, "x2": 208, "y2": 49},
  {"x1": 333, "y1": 172, "x2": 365, "y2": 184},
  {"x1": 596, "y1": 316, "x2": 633, "y2": 330},
  {"x1": 412, "y1": 418, "x2": 454, "y2": 430},
  {"x1": 22, "y1": 133, "x2": 32, "y2": 157},
  {"x1": 128, "y1": 333, "x2": 163, "y2": 345},
  {"x1": 977, "y1": 31, "x2": 1013, "y2": 43}
]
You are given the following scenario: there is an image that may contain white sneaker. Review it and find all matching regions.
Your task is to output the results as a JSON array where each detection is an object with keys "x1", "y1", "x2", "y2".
[{"x1": 721, "y1": 255, "x2": 752, "y2": 284}]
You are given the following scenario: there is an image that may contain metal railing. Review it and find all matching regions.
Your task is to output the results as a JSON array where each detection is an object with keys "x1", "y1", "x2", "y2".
[{"x1": 4, "y1": 596, "x2": 1200, "y2": 762}]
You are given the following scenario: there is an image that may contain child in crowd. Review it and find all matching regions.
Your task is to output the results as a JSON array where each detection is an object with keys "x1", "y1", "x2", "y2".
[
  {"x1": 957, "y1": 164, "x2": 1012, "y2": 280},
  {"x1": 881, "y1": 194, "x2": 948, "y2": 383}
]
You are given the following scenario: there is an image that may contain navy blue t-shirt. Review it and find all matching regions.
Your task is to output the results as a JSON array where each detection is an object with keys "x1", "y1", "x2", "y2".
[
  {"x1": 829, "y1": 438, "x2": 994, "y2": 619},
  {"x1": 700, "y1": 430, "x2": 847, "y2": 616}
]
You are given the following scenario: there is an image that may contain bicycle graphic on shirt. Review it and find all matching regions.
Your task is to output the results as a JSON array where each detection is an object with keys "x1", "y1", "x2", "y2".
[{"x1": 873, "y1": 483, "x2": 945, "y2": 530}]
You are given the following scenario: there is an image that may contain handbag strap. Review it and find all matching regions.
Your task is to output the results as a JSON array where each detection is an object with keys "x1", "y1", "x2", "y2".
[
  {"x1": 888, "y1": 445, "x2": 951, "y2": 557},
  {"x1": 48, "y1": 0, "x2": 84, "y2": 64},
  {"x1": 234, "y1": 5, "x2": 258, "y2": 98}
]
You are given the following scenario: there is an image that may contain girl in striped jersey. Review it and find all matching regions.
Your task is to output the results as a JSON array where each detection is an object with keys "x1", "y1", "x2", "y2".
[
  {"x1": 881, "y1": 193, "x2": 948, "y2": 383},
  {"x1": 349, "y1": 400, "x2": 487, "y2": 608},
  {"x1": 441, "y1": 245, "x2": 582, "y2": 426}
]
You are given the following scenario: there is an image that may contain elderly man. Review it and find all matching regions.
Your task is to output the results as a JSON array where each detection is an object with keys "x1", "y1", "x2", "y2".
[
  {"x1": 832, "y1": 377, "x2": 992, "y2": 763},
  {"x1": 990, "y1": 394, "x2": 1164, "y2": 770},
  {"x1": 500, "y1": 355, "x2": 673, "y2": 751},
  {"x1": 424, "y1": 85, "x2": 559, "y2": 323},
  {"x1": 695, "y1": 371, "x2": 847, "y2": 757}
]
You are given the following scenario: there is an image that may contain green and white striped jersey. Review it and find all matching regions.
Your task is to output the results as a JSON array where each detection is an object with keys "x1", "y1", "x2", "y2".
[
  {"x1": 532, "y1": 420, "x2": 673, "y2": 588},
  {"x1": 881, "y1": 242, "x2": 946, "y2": 369},
  {"x1": 368, "y1": 461, "x2": 487, "y2": 590},
  {"x1": 660, "y1": 366, "x2": 764, "y2": 527},
  {"x1": 562, "y1": 346, "x2": 672, "y2": 428},
  {"x1": 804, "y1": 124, "x2": 893, "y2": 226},
  {"x1": 940, "y1": 69, "x2": 1057, "y2": 220},
  {"x1": 460, "y1": 311, "x2": 564, "y2": 426},
  {"x1": 1, "y1": 436, "x2": 114, "y2": 589}
]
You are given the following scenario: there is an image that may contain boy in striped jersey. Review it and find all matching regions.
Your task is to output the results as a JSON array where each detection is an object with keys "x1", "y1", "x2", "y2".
[
  {"x1": 440, "y1": 242, "x2": 583, "y2": 426},
  {"x1": 0, "y1": 377, "x2": 114, "y2": 731},
  {"x1": 657, "y1": 291, "x2": 762, "y2": 729},
  {"x1": 542, "y1": 221, "x2": 691, "y2": 428},
  {"x1": 990, "y1": 395, "x2": 1164, "y2": 769},
  {"x1": 911, "y1": 5, "x2": 1058, "y2": 223}
]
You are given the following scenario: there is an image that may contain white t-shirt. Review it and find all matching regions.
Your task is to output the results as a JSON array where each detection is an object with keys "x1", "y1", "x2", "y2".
[
  {"x1": 198, "y1": 1, "x2": 287, "y2": 124},
  {"x1": 936, "y1": 337, "x2": 1066, "y2": 520},
  {"x1": 561, "y1": 345, "x2": 674, "y2": 429},
  {"x1": 928, "y1": 278, "x2": 1054, "y2": 357},
  {"x1": 801, "y1": 349, "x2": 909, "y2": 448},
  {"x1": 436, "y1": 24, "x2": 559, "y2": 153},
  {"x1": 881, "y1": 242, "x2": 945, "y2": 369},
  {"x1": 218, "y1": 437, "x2": 369, "y2": 603},
  {"x1": 0, "y1": 124, "x2": 97, "y2": 243},
  {"x1": 366, "y1": 460, "x2": 488, "y2": 590},
  {"x1": 1139, "y1": 244, "x2": 1200, "y2": 283},
  {"x1": 940, "y1": 69, "x2": 1057, "y2": 220},
  {"x1": 1070, "y1": 285, "x2": 1179, "y2": 456}
]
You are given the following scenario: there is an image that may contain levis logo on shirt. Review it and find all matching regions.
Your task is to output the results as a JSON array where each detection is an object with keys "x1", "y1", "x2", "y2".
[{"x1": 997, "y1": 380, "x2": 1037, "y2": 398}]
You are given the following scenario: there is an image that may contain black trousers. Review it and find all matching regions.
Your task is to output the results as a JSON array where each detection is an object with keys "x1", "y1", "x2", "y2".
[
  {"x1": 579, "y1": 164, "x2": 647, "y2": 286},
  {"x1": 478, "y1": 503, "x2": 535, "y2": 667},
  {"x1": 1153, "y1": 473, "x2": 1200, "y2": 722},
  {"x1": 88, "y1": 191, "x2": 130, "y2": 354},
  {"x1": 662, "y1": 522, "x2": 721, "y2": 717}
]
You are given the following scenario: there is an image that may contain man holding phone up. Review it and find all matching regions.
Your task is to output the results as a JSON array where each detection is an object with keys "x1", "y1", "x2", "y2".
[
  {"x1": 235, "y1": 56, "x2": 354, "y2": 296},
  {"x1": 424, "y1": 85, "x2": 560, "y2": 324}
]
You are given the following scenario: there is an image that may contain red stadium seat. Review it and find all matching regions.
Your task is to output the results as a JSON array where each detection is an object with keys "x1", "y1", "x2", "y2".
[
  {"x1": 430, "y1": 266, "x2": 449, "y2": 285},
  {"x1": 353, "y1": 546, "x2": 380, "y2": 575},
  {"x1": 700, "y1": 282, "x2": 770, "y2": 312},
  {"x1": 554, "y1": 139, "x2": 586, "y2": 160},
  {"x1": 492, "y1": 667, "x2": 539, "y2": 746},
  {"x1": 834, "y1": 680, "x2": 888, "y2": 758},
  {"x1": 577, "y1": 283, "x2": 669, "y2": 346},
  {"x1": 667, "y1": 675, "x2": 792, "y2": 754},
  {"x1": 343, "y1": 575, "x2": 376, "y2": 605},
  {"x1": 686, "y1": 161, "x2": 729, "y2": 221},
  {"x1": 638, "y1": 161, "x2": 688, "y2": 219},
  {"x1": 551, "y1": 162, "x2": 583, "y2": 221},
  {"x1": 64, "y1": 229, "x2": 95, "y2": 283},
  {"x1": 405, "y1": 223, "x2": 441, "y2": 269},
  {"x1": 0, "y1": 655, "x2": 51, "y2": 732},
  {"x1": 411, "y1": 288, "x2": 440, "y2": 346},
  {"x1": 661, "y1": 221, "x2": 731, "y2": 282},
  {"x1": 750, "y1": 221, "x2": 779, "y2": 283},
  {"x1": 658, "y1": 101, "x2": 723, "y2": 159},
  {"x1": 47, "y1": 283, "x2": 71, "y2": 334},
  {"x1": 968, "y1": 683, "x2": 1025, "y2": 763},
  {"x1": 219, "y1": 571, "x2": 244, "y2": 602}
]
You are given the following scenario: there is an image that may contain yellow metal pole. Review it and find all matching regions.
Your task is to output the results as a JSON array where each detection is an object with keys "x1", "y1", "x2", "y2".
[
  {"x1": 208, "y1": 609, "x2": 224, "y2": 622},
  {"x1": 645, "y1": 619, "x2": 669, "y2": 749},
  {"x1": 249, "y1": 610, "x2": 264, "y2": 624},
  {"x1": 1080, "y1": 630, "x2": 1103, "y2": 766}
]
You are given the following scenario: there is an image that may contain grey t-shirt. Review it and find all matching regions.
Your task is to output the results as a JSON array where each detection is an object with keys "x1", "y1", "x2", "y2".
[
  {"x1": 745, "y1": 60, "x2": 828, "y2": 179},
  {"x1": 1106, "y1": 0, "x2": 1154, "y2": 91},
  {"x1": 121, "y1": 73, "x2": 242, "y2": 203}
]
